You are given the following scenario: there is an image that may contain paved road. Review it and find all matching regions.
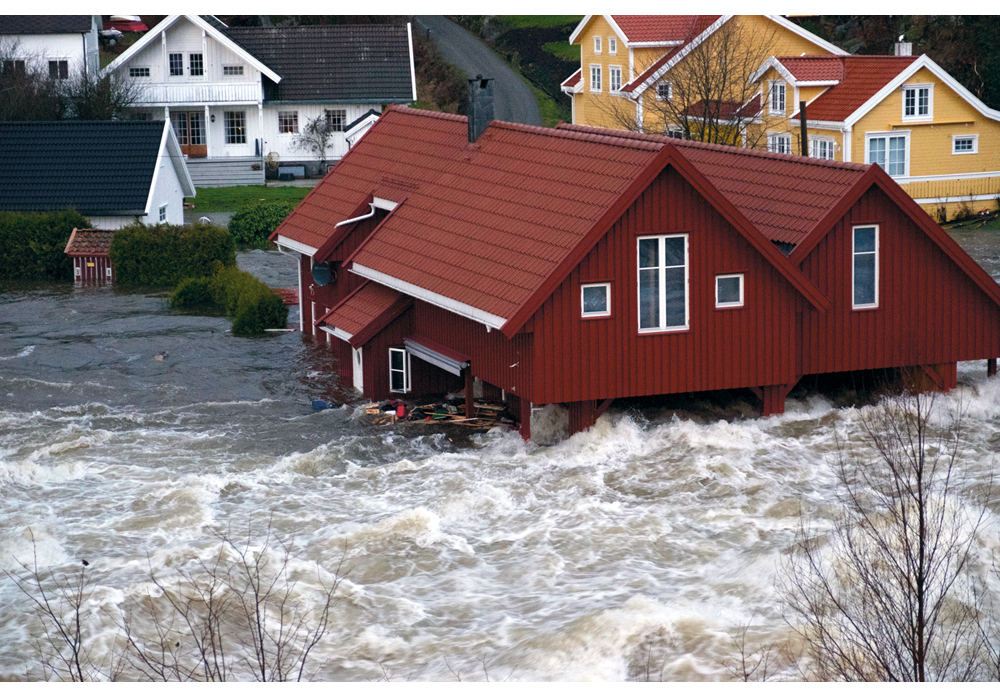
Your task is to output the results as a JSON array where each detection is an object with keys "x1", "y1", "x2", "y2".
[{"x1": 414, "y1": 15, "x2": 542, "y2": 127}]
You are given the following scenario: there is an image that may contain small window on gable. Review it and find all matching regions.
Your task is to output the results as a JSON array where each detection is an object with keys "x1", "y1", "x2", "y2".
[
  {"x1": 716, "y1": 274, "x2": 744, "y2": 308},
  {"x1": 953, "y1": 134, "x2": 978, "y2": 154},
  {"x1": 169, "y1": 53, "x2": 183, "y2": 76},
  {"x1": 159, "y1": 205, "x2": 167, "y2": 223},
  {"x1": 769, "y1": 80, "x2": 786, "y2": 115},
  {"x1": 222, "y1": 65, "x2": 244, "y2": 76},
  {"x1": 129, "y1": 67, "x2": 150, "y2": 78},
  {"x1": 581, "y1": 283, "x2": 611, "y2": 318},
  {"x1": 389, "y1": 347, "x2": 411, "y2": 393},
  {"x1": 594, "y1": 36, "x2": 602, "y2": 54},
  {"x1": 608, "y1": 37, "x2": 617, "y2": 55},
  {"x1": 902, "y1": 83, "x2": 932, "y2": 121},
  {"x1": 852, "y1": 225, "x2": 878, "y2": 309},
  {"x1": 189, "y1": 53, "x2": 203, "y2": 76},
  {"x1": 656, "y1": 81, "x2": 672, "y2": 102}
]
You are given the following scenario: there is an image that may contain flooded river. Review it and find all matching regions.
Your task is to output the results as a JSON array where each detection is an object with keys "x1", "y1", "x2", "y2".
[{"x1": 3, "y1": 236, "x2": 1000, "y2": 681}]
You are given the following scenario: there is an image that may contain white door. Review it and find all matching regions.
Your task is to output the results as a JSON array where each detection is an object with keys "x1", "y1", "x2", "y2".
[{"x1": 352, "y1": 348, "x2": 364, "y2": 393}]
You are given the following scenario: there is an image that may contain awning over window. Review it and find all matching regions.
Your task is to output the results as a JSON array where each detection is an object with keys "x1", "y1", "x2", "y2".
[{"x1": 404, "y1": 335, "x2": 469, "y2": 376}]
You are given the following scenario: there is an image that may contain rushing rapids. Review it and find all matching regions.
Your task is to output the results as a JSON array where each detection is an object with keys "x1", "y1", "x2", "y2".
[{"x1": 2, "y1": 239, "x2": 1000, "y2": 681}]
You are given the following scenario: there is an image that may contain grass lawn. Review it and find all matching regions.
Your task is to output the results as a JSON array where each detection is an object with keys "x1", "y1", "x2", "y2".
[
  {"x1": 948, "y1": 216, "x2": 1000, "y2": 232},
  {"x1": 498, "y1": 16, "x2": 583, "y2": 29},
  {"x1": 185, "y1": 186, "x2": 313, "y2": 213},
  {"x1": 543, "y1": 41, "x2": 580, "y2": 62}
]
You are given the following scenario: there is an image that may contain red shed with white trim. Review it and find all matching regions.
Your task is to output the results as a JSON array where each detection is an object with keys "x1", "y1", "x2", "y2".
[
  {"x1": 272, "y1": 91, "x2": 1000, "y2": 440},
  {"x1": 65, "y1": 228, "x2": 115, "y2": 285}
]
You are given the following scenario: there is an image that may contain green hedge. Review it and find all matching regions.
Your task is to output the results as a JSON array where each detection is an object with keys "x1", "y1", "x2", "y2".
[
  {"x1": 110, "y1": 222, "x2": 236, "y2": 286},
  {"x1": 228, "y1": 201, "x2": 296, "y2": 245},
  {"x1": 171, "y1": 265, "x2": 288, "y2": 337},
  {"x1": 0, "y1": 210, "x2": 91, "y2": 280}
]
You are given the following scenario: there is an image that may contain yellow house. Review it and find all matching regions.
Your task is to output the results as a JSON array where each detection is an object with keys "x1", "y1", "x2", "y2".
[
  {"x1": 753, "y1": 53, "x2": 1000, "y2": 220},
  {"x1": 561, "y1": 15, "x2": 844, "y2": 138}
]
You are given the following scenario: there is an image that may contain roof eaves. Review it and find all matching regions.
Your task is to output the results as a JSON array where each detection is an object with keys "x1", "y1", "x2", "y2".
[{"x1": 627, "y1": 15, "x2": 731, "y2": 97}]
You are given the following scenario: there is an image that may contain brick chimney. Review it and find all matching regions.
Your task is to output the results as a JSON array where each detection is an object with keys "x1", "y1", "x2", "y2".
[{"x1": 467, "y1": 75, "x2": 494, "y2": 143}]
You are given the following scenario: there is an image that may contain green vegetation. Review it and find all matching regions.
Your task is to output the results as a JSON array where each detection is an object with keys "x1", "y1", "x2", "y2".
[
  {"x1": 496, "y1": 16, "x2": 583, "y2": 29},
  {"x1": 0, "y1": 210, "x2": 91, "y2": 281},
  {"x1": 528, "y1": 80, "x2": 570, "y2": 128},
  {"x1": 185, "y1": 186, "x2": 312, "y2": 213},
  {"x1": 228, "y1": 201, "x2": 296, "y2": 246},
  {"x1": 412, "y1": 32, "x2": 468, "y2": 114},
  {"x1": 109, "y1": 222, "x2": 235, "y2": 286},
  {"x1": 171, "y1": 265, "x2": 288, "y2": 337},
  {"x1": 542, "y1": 41, "x2": 580, "y2": 62}
]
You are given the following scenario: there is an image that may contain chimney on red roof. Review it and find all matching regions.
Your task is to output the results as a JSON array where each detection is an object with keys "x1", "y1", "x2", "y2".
[{"x1": 467, "y1": 75, "x2": 494, "y2": 143}]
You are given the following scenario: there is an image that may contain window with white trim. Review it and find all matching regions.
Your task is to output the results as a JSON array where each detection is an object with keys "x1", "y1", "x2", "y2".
[
  {"x1": 222, "y1": 65, "x2": 244, "y2": 76},
  {"x1": 952, "y1": 134, "x2": 978, "y2": 154},
  {"x1": 767, "y1": 132, "x2": 792, "y2": 154},
  {"x1": 581, "y1": 283, "x2": 611, "y2": 318},
  {"x1": 866, "y1": 131, "x2": 909, "y2": 177},
  {"x1": 638, "y1": 234, "x2": 688, "y2": 332},
  {"x1": 129, "y1": 67, "x2": 150, "y2": 78},
  {"x1": 809, "y1": 137, "x2": 835, "y2": 160},
  {"x1": 609, "y1": 65, "x2": 622, "y2": 92},
  {"x1": 590, "y1": 64, "x2": 602, "y2": 93},
  {"x1": 594, "y1": 36, "x2": 601, "y2": 54},
  {"x1": 902, "y1": 84, "x2": 932, "y2": 120},
  {"x1": 278, "y1": 111, "x2": 299, "y2": 134},
  {"x1": 48, "y1": 60, "x2": 68, "y2": 80},
  {"x1": 389, "y1": 347, "x2": 411, "y2": 393},
  {"x1": 608, "y1": 37, "x2": 617, "y2": 55},
  {"x1": 159, "y1": 205, "x2": 167, "y2": 223},
  {"x1": 325, "y1": 109, "x2": 346, "y2": 132},
  {"x1": 666, "y1": 125, "x2": 685, "y2": 139},
  {"x1": 169, "y1": 53, "x2": 183, "y2": 76},
  {"x1": 852, "y1": 225, "x2": 878, "y2": 309},
  {"x1": 769, "y1": 80, "x2": 786, "y2": 115},
  {"x1": 224, "y1": 110, "x2": 246, "y2": 144},
  {"x1": 189, "y1": 53, "x2": 203, "y2": 76},
  {"x1": 716, "y1": 274, "x2": 744, "y2": 308},
  {"x1": 656, "y1": 81, "x2": 672, "y2": 101}
]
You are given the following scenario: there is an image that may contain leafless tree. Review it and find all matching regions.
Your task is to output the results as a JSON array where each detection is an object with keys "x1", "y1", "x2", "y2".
[
  {"x1": 779, "y1": 391, "x2": 993, "y2": 681},
  {"x1": 722, "y1": 616, "x2": 780, "y2": 681},
  {"x1": 292, "y1": 115, "x2": 335, "y2": 172},
  {"x1": 592, "y1": 18, "x2": 785, "y2": 148}
]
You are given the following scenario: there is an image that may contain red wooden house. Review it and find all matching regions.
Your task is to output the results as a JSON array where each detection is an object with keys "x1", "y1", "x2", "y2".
[{"x1": 271, "y1": 84, "x2": 1000, "y2": 440}]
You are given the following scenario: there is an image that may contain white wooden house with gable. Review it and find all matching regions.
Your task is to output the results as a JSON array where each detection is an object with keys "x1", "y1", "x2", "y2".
[
  {"x1": 102, "y1": 15, "x2": 417, "y2": 187},
  {"x1": 0, "y1": 15, "x2": 101, "y2": 79}
]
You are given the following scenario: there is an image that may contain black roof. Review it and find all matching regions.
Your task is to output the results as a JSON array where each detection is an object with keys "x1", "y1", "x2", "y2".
[
  {"x1": 199, "y1": 15, "x2": 228, "y2": 31},
  {"x1": 0, "y1": 15, "x2": 93, "y2": 34},
  {"x1": 0, "y1": 121, "x2": 165, "y2": 215},
  {"x1": 224, "y1": 24, "x2": 413, "y2": 103}
]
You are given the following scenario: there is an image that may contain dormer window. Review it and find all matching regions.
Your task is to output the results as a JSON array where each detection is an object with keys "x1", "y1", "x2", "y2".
[
  {"x1": 769, "y1": 81, "x2": 786, "y2": 115},
  {"x1": 594, "y1": 36, "x2": 602, "y2": 54}
]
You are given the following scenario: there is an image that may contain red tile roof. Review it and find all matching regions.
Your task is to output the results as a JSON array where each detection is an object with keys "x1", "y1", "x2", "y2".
[
  {"x1": 561, "y1": 68, "x2": 581, "y2": 89},
  {"x1": 275, "y1": 107, "x2": 870, "y2": 329},
  {"x1": 779, "y1": 55, "x2": 917, "y2": 121},
  {"x1": 64, "y1": 228, "x2": 114, "y2": 256},
  {"x1": 621, "y1": 45, "x2": 684, "y2": 93},
  {"x1": 611, "y1": 15, "x2": 721, "y2": 44},
  {"x1": 317, "y1": 281, "x2": 403, "y2": 338},
  {"x1": 680, "y1": 95, "x2": 761, "y2": 121},
  {"x1": 777, "y1": 56, "x2": 844, "y2": 82}
]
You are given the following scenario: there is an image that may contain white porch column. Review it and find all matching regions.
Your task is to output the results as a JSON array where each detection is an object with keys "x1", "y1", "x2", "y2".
[
  {"x1": 258, "y1": 102, "x2": 264, "y2": 160},
  {"x1": 163, "y1": 106, "x2": 169, "y2": 120},
  {"x1": 204, "y1": 104, "x2": 211, "y2": 158}
]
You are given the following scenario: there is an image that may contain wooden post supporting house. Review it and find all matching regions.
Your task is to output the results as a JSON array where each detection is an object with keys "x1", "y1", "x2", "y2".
[{"x1": 464, "y1": 367, "x2": 475, "y2": 421}]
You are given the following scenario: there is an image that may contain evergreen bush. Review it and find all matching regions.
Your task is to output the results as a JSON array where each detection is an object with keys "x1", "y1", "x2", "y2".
[
  {"x1": 170, "y1": 265, "x2": 288, "y2": 337},
  {"x1": 0, "y1": 210, "x2": 91, "y2": 280},
  {"x1": 228, "y1": 202, "x2": 296, "y2": 246},
  {"x1": 110, "y1": 222, "x2": 235, "y2": 286},
  {"x1": 169, "y1": 276, "x2": 213, "y2": 308}
]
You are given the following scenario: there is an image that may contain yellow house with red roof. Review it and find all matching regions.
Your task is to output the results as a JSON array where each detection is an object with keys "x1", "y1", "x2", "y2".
[
  {"x1": 753, "y1": 53, "x2": 1000, "y2": 219},
  {"x1": 561, "y1": 15, "x2": 844, "y2": 135}
]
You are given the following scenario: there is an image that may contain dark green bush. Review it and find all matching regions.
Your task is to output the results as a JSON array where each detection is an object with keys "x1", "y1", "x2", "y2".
[
  {"x1": 227, "y1": 202, "x2": 296, "y2": 245},
  {"x1": 0, "y1": 210, "x2": 91, "y2": 280},
  {"x1": 171, "y1": 265, "x2": 288, "y2": 337},
  {"x1": 110, "y1": 222, "x2": 235, "y2": 286}
]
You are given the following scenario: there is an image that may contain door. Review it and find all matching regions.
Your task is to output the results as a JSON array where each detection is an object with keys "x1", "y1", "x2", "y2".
[
  {"x1": 174, "y1": 111, "x2": 207, "y2": 158},
  {"x1": 352, "y1": 348, "x2": 364, "y2": 393}
]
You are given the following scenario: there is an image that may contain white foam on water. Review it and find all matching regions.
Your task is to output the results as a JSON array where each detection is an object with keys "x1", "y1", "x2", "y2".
[{"x1": 0, "y1": 345, "x2": 34, "y2": 361}]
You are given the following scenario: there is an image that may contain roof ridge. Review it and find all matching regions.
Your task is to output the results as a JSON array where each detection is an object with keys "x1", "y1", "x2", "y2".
[
  {"x1": 778, "y1": 54, "x2": 918, "y2": 60},
  {"x1": 488, "y1": 119, "x2": 663, "y2": 151}
]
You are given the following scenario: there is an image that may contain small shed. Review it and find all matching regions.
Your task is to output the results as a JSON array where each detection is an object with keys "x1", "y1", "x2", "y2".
[{"x1": 64, "y1": 228, "x2": 114, "y2": 285}]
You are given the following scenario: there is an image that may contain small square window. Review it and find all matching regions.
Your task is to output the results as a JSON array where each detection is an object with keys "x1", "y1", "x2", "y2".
[
  {"x1": 581, "y1": 283, "x2": 611, "y2": 318},
  {"x1": 325, "y1": 109, "x2": 346, "y2": 132},
  {"x1": 158, "y1": 205, "x2": 167, "y2": 223},
  {"x1": 278, "y1": 111, "x2": 298, "y2": 134},
  {"x1": 656, "y1": 82, "x2": 672, "y2": 101},
  {"x1": 716, "y1": 274, "x2": 744, "y2": 308}
]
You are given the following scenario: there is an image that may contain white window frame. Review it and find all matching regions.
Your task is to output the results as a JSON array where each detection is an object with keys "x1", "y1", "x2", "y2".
[
  {"x1": 715, "y1": 274, "x2": 744, "y2": 309},
  {"x1": 902, "y1": 83, "x2": 933, "y2": 122},
  {"x1": 168, "y1": 53, "x2": 183, "y2": 77},
  {"x1": 224, "y1": 110, "x2": 247, "y2": 144},
  {"x1": 809, "y1": 137, "x2": 836, "y2": 160},
  {"x1": 594, "y1": 36, "x2": 602, "y2": 54},
  {"x1": 129, "y1": 66, "x2": 150, "y2": 78},
  {"x1": 666, "y1": 125, "x2": 685, "y2": 139},
  {"x1": 852, "y1": 224, "x2": 879, "y2": 310},
  {"x1": 590, "y1": 64, "x2": 602, "y2": 93},
  {"x1": 188, "y1": 52, "x2": 204, "y2": 77},
  {"x1": 158, "y1": 205, "x2": 167, "y2": 223},
  {"x1": 769, "y1": 80, "x2": 786, "y2": 116},
  {"x1": 609, "y1": 65, "x2": 622, "y2": 93},
  {"x1": 767, "y1": 132, "x2": 792, "y2": 154},
  {"x1": 325, "y1": 109, "x2": 346, "y2": 132},
  {"x1": 278, "y1": 110, "x2": 299, "y2": 134},
  {"x1": 608, "y1": 37, "x2": 617, "y2": 55},
  {"x1": 637, "y1": 234, "x2": 689, "y2": 333},
  {"x1": 866, "y1": 130, "x2": 910, "y2": 177},
  {"x1": 656, "y1": 81, "x2": 672, "y2": 102},
  {"x1": 952, "y1": 134, "x2": 978, "y2": 155},
  {"x1": 581, "y1": 282, "x2": 611, "y2": 318},
  {"x1": 388, "y1": 347, "x2": 411, "y2": 394}
]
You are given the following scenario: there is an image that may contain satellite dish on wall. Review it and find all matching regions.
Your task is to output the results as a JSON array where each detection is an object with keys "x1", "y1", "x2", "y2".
[{"x1": 311, "y1": 262, "x2": 334, "y2": 286}]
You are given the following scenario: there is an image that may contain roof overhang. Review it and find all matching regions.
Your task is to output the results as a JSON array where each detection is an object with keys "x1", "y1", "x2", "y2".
[
  {"x1": 275, "y1": 235, "x2": 318, "y2": 257},
  {"x1": 100, "y1": 14, "x2": 282, "y2": 83},
  {"x1": 145, "y1": 120, "x2": 196, "y2": 214},
  {"x1": 624, "y1": 16, "x2": 731, "y2": 99},
  {"x1": 569, "y1": 14, "x2": 687, "y2": 48},
  {"x1": 404, "y1": 335, "x2": 469, "y2": 376}
]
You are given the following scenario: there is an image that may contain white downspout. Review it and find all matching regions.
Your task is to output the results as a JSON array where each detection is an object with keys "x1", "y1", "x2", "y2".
[
  {"x1": 842, "y1": 124, "x2": 852, "y2": 162},
  {"x1": 333, "y1": 203, "x2": 376, "y2": 230}
]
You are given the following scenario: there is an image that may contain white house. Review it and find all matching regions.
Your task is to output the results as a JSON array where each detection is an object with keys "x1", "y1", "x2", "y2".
[
  {"x1": 0, "y1": 120, "x2": 195, "y2": 229},
  {"x1": 102, "y1": 15, "x2": 417, "y2": 187},
  {"x1": 0, "y1": 15, "x2": 101, "y2": 79}
]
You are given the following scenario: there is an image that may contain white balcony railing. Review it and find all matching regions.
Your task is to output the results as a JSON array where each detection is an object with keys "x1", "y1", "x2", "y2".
[{"x1": 133, "y1": 82, "x2": 261, "y2": 105}]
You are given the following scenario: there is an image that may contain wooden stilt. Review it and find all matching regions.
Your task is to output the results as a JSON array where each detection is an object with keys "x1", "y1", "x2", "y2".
[
  {"x1": 464, "y1": 368, "x2": 475, "y2": 421},
  {"x1": 518, "y1": 396, "x2": 532, "y2": 441}
]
